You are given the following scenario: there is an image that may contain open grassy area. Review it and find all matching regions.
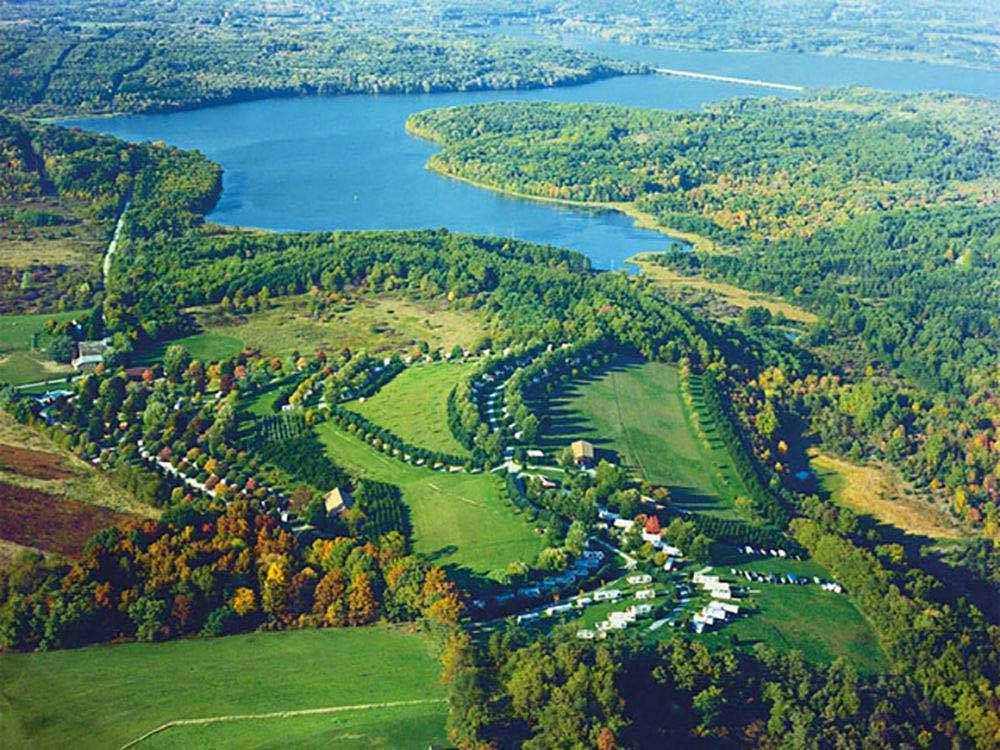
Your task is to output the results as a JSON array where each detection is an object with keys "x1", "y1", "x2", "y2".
[
  {"x1": 631, "y1": 254, "x2": 817, "y2": 325},
  {"x1": 180, "y1": 294, "x2": 483, "y2": 360},
  {"x1": 699, "y1": 581, "x2": 885, "y2": 675},
  {"x1": 0, "y1": 310, "x2": 83, "y2": 385},
  {"x1": 316, "y1": 422, "x2": 543, "y2": 585},
  {"x1": 536, "y1": 558, "x2": 883, "y2": 675},
  {"x1": 811, "y1": 449, "x2": 961, "y2": 541},
  {"x1": 347, "y1": 360, "x2": 473, "y2": 456},
  {"x1": 536, "y1": 357, "x2": 747, "y2": 517},
  {"x1": 136, "y1": 331, "x2": 245, "y2": 365},
  {"x1": 0, "y1": 626, "x2": 447, "y2": 750}
]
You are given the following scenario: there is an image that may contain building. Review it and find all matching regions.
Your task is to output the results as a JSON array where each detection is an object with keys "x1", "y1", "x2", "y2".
[
  {"x1": 71, "y1": 338, "x2": 112, "y2": 371},
  {"x1": 570, "y1": 439, "x2": 595, "y2": 467},
  {"x1": 324, "y1": 487, "x2": 354, "y2": 516}
]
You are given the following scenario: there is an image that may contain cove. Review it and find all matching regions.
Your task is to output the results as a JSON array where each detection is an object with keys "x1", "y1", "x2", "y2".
[{"x1": 68, "y1": 46, "x2": 1000, "y2": 270}]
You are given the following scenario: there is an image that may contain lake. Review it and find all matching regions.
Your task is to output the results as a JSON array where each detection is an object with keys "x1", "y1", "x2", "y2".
[{"x1": 69, "y1": 43, "x2": 1000, "y2": 270}]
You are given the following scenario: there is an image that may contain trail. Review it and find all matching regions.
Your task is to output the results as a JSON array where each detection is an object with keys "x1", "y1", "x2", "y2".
[
  {"x1": 103, "y1": 200, "x2": 130, "y2": 282},
  {"x1": 654, "y1": 67, "x2": 805, "y2": 92},
  {"x1": 119, "y1": 698, "x2": 446, "y2": 749}
]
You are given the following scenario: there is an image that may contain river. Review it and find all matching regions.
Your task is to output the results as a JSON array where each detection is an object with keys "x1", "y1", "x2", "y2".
[{"x1": 68, "y1": 41, "x2": 1000, "y2": 270}]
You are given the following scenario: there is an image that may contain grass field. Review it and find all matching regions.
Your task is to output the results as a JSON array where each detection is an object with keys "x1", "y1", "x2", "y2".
[
  {"x1": 631, "y1": 254, "x2": 817, "y2": 325},
  {"x1": 347, "y1": 360, "x2": 472, "y2": 456},
  {"x1": 540, "y1": 558, "x2": 883, "y2": 674},
  {"x1": 136, "y1": 295, "x2": 484, "y2": 364},
  {"x1": 0, "y1": 626, "x2": 447, "y2": 750},
  {"x1": 137, "y1": 332, "x2": 245, "y2": 364},
  {"x1": 316, "y1": 422, "x2": 543, "y2": 585},
  {"x1": 0, "y1": 310, "x2": 82, "y2": 385},
  {"x1": 811, "y1": 449, "x2": 961, "y2": 540},
  {"x1": 536, "y1": 357, "x2": 747, "y2": 517},
  {"x1": 699, "y1": 580, "x2": 885, "y2": 675}
]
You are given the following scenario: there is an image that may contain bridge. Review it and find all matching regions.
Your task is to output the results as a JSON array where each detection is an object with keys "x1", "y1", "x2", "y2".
[{"x1": 654, "y1": 67, "x2": 806, "y2": 92}]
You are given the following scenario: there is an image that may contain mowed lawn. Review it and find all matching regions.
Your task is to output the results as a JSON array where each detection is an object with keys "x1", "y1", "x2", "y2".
[
  {"x1": 316, "y1": 422, "x2": 543, "y2": 582},
  {"x1": 0, "y1": 310, "x2": 83, "y2": 385},
  {"x1": 347, "y1": 360, "x2": 472, "y2": 456},
  {"x1": 699, "y1": 581, "x2": 885, "y2": 675},
  {"x1": 538, "y1": 357, "x2": 746, "y2": 516},
  {"x1": 135, "y1": 331, "x2": 245, "y2": 365},
  {"x1": 0, "y1": 626, "x2": 447, "y2": 750}
]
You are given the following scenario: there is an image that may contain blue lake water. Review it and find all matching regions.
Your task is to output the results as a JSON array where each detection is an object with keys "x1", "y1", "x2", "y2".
[{"x1": 69, "y1": 43, "x2": 1000, "y2": 270}]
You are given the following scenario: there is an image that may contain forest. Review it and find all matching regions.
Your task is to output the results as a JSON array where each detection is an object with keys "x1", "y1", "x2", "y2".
[
  {"x1": 408, "y1": 90, "x2": 1000, "y2": 529},
  {"x1": 0, "y1": 1, "x2": 636, "y2": 116}
]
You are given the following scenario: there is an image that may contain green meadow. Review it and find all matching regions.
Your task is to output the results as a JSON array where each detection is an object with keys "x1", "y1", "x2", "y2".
[
  {"x1": 0, "y1": 310, "x2": 82, "y2": 385},
  {"x1": 347, "y1": 360, "x2": 473, "y2": 456},
  {"x1": 316, "y1": 422, "x2": 543, "y2": 584},
  {"x1": 537, "y1": 357, "x2": 748, "y2": 517},
  {"x1": 0, "y1": 626, "x2": 446, "y2": 750}
]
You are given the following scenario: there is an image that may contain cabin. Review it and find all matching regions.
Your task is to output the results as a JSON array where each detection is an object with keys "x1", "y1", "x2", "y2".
[
  {"x1": 324, "y1": 487, "x2": 354, "y2": 516},
  {"x1": 71, "y1": 338, "x2": 112, "y2": 371},
  {"x1": 570, "y1": 439, "x2": 595, "y2": 468}
]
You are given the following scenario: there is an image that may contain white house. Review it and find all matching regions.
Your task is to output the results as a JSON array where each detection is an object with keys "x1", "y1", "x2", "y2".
[
  {"x1": 627, "y1": 574, "x2": 652, "y2": 585},
  {"x1": 593, "y1": 589, "x2": 621, "y2": 602},
  {"x1": 635, "y1": 589, "x2": 656, "y2": 600}
]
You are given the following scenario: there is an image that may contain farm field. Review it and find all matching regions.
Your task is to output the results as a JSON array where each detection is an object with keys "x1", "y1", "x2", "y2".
[
  {"x1": 536, "y1": 357, "x2": 747, "y2": 517},
  {"x1": 347, "y1": 360, "x2": 473, "y2": 456},
  {"x1": 0, "y1": 310, "x2": 83, "y2": 385},
  {"x1": 0, "y1": 412, "x2": 159, "y2": 518},
  {"x1": 0, "y1": 480, "x2": 136, "y2": 558},
  {"x1": 316, "y1": 422, "x2": 543, "y2": 583},
  {"x1": 0, "y1": 626, "x2": 446, "y2": 750},
  {"x1": 811, "y1": 450, "x2": 962, "y2": 541},
  {"x1": 153, "y1": 294, "x2": 486, "y2": 362},
  {"x1": 0, "y1": 413, "x2": 157, "y2": 560}
]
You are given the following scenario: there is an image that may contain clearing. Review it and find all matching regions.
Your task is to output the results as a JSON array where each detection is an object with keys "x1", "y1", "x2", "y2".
[
  {"x1": 147, "y1": 294, "x2": 485, "y2": 362},
  {"x1": 536, "y1": 357, "x2": 748, "y2": 517},
  {"x1": 316, "y1": 422, "x2": 543, "y2": 584},
  {"x1": 346, "y1": 360, "x2": 473, "y2": 456},
  {"x1": 0, "y1": 626, "x2": 446, "y2": 750},
  {"x1": 631, "y1": 254, "x2": 817, "y2": 325},
  {"x1": 0, "y1": 310, "x2": 83, "y2": 385},
  {"x1": 811, "y1": 449, "x2": 961, "y2": 540}
]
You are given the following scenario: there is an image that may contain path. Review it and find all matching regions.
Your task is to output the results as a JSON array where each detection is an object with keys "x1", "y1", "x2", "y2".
[
  {"x1": 119, "y1": 698, "x2": 446, "y2": 749},
  {"x1": 654, "y1": 67, "x2": 805, "y2": 92},
  {"x1": 103, "y1": 200, "x2": 130, "y2": 282}
]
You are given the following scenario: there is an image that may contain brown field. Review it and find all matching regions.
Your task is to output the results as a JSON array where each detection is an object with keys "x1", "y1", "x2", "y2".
[
  {"x1": 631, "y1": 254, "x2": 818, "y2": 325},
  {"x1": 810, "y1": 449, "x2": 962, "y2": 540},
  {"x1": 0, "y1": 412, "x2": 161, "y2": 518},
  {"x1": 0, "y1": 480, "x2": 137, "y2": 558},
  {"x1": 0, "y1": 444, "x2": 76, "y2": 480}
]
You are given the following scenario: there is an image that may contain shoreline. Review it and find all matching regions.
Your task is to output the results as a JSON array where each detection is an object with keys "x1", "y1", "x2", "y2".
[{"x1": 404, "y1": 128, "x2": 718, "y2": 255}]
